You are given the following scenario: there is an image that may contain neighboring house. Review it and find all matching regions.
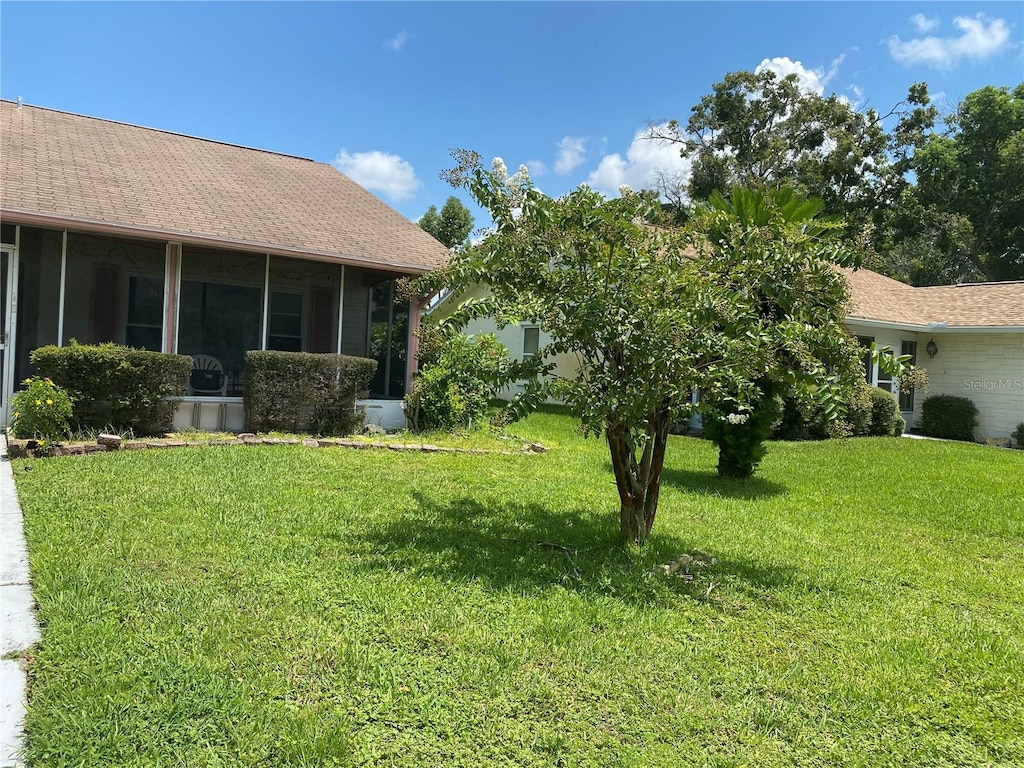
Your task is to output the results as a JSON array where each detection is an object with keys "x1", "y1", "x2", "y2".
[
  {"x1": 0, "y1": 100, "x2": 449, "y2": 430},
  {"x1": 430, "y1": 283, "x2": 580, "y2": 403},
  {"x1": 433, "y1": 269, "x2": 1024, "y2": 441},
  {"x1": 842, "y1": 268, "x2": 1023, "y2": 442}
]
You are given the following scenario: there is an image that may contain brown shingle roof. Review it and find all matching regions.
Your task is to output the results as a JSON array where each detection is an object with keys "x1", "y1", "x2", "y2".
[
  {"x1": 842, "y1": 267, "x2": 1024, "y2": 328},
  {"x1": 0, "y1": 100, "x2": 449, "y2": 274}
]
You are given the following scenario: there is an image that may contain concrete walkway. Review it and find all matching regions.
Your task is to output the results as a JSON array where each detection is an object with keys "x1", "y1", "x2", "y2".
[{"x1": 0, "y1": 435, "x2": 37, "y2": 768}]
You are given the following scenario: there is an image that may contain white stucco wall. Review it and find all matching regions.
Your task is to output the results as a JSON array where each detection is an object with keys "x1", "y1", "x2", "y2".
[
  {"x1": 172, "y1": 398, "x2": 406, "y2": 432},
  {"x1": 914, "y1": 332, "x2": 1024, "y2": 441}
]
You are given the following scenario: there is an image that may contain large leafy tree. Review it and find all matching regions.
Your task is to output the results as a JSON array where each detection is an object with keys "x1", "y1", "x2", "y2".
[
  {"x1": 655, "y1": 70, "x2": 1022, "y2": 285},
  {"x1": 649, "y1": 69, "x2": 933, "y2": 229},
  {"x1": 892, "y1": 84, "x2": 1024, "y2": 282},
  {"x1": 431, "y1": 151, "x2": 864, "y2": 544},
  {"x1": 418, "y1": 195, "x2": 475, "y2": 250}
]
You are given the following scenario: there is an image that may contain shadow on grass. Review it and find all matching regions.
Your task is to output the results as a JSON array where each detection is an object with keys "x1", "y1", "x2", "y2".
[
  {"x1": 354, "y1": 492, "x2": 805, "y2": 609},
  {"x1": 661, "y1": 467, "x2": 787, "y2": 500}
]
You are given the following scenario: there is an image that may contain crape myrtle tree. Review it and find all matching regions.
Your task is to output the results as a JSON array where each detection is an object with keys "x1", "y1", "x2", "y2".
[{"x1": 426, "y1": 150, "x2": 870, "y2": 544}]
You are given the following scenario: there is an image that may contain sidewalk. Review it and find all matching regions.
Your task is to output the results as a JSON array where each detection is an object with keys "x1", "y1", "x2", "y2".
[{"x1": 0, "y1": 435, "x2": 37, "y2": 768}]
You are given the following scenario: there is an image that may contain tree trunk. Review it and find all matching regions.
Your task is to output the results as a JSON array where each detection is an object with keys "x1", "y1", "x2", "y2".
[{"x1": 607, "y1": 408, "x2": 672, "y2": 544}]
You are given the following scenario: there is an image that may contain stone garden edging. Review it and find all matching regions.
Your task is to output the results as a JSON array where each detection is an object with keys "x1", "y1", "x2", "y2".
[{"x1": 5, "y1": 432, "x2": 548, "y2": 460}]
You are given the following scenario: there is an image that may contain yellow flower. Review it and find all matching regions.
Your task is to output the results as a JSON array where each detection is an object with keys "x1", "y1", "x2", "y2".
[
  {"x1": 35, "y1": 400, "x2": 42, "y2": 406},
  {"x1": 44, "y1": 377, "x2": 53, "y2": 385}
]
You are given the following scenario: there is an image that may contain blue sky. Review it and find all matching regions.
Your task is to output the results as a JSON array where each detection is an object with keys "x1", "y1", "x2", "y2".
[{"x1": 2, "y1": 2, "x2": 1021, "y2": 228}]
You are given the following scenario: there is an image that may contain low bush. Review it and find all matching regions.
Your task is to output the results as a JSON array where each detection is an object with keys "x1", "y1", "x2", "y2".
[
  {"x1": 772, "y1": 394, "x2": 828, "y2": 441},
  {"x1": 1013, "y1": 422, "x2": 1024, "y2": 449},
  {"x1": 10, "y1": 377, "x2": 73, "y2": 440},
  {"x1": 31, "y1": 343, "x2": 191, "y2": 435},
  {"x1": 405, "y1": 332, "x2": 507, "y2": 432},
  {"x1": 244, "y1": 351, "x2": 376, "y2": 435},
  {"x1": 843, "y1": 383, "x2": 874, "y2": 437},
  {"x1": 867, "y1": 387, "x2": 904, "y2": 437},
  {"x1": 921, "y1": 394, "x2": 978, "y2": 442},
  {"x1": 773, "y1": 383, "x2": 905, "y2": 440}
]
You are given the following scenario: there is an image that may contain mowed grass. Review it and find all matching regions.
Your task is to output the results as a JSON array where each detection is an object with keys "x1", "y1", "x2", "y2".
[{"x1": 14, "y1": 410, "x2": 1024, "y2": 767}]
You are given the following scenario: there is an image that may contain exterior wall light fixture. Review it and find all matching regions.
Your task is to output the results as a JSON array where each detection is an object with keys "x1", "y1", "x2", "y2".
[{"x1": 926, "y1": 339, "x2": 938, "y2": 358}]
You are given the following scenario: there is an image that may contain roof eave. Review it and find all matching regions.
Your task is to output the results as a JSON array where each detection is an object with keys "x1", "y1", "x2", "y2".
[
  {"x1": 846, "y1": 316, "x2": 1024, "y2": 334},
  {"x1": 0, "y1": 208, "x2": 436, "y2": 275},
  {"x1": 844, "y1": 317, "x2": 929, "y2": 332}
]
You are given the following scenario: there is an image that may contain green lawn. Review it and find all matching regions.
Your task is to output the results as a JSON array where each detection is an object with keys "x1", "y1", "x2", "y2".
[{"x1": 14, "y1": 411, "x2": 1024, "y2": 767}]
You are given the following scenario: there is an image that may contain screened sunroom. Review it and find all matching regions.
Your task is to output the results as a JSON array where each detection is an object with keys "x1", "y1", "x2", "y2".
[{"x1": 1, "y1": 224, "x2": 417, "y2": 431}]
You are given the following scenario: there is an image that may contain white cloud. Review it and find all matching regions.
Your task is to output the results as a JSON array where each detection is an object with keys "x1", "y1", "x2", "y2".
[
  {"x1": 384, "y1": 31, "x2": 409, "y2": 52},
  {"x1": 526, "y1": 159, "x2": 548, "y2": 177},
  {"x1": 554, "y1": 136, "x2": 587, "y2": 174},
  {"x1": 888, "y1": 14, "x2": 1011, "y2": 69},
  {"x1": 333, "y1": 149, "x2": 421, "y2": 201},
  {"x1": 911, "y1": 14, "x2": 939, "y2": 33},
  {"x1": 585, "y1": 125, "x2": 691, "y2": 198},
  {"x1": 756, "y1": 56, "x2": 830, "y2": 96}
]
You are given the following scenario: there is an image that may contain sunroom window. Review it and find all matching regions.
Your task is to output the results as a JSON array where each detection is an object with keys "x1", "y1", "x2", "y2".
[{"x1": 177, "y1": 249, "x2": 264, "y2": 397}]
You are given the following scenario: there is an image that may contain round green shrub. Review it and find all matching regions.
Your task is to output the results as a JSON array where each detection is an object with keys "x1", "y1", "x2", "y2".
[
  {"x1": 405, "y1": 333, "x2": 507, "y2": 432},
  {"x1": 773, "y1": 382, "x2": 904, "y2": 440},
  {"x1": 920, "y1": 394, "x2": 978, "y2": 442},
  {"x1": 11, "y1": 377, "x2": 73, "y2": 440},
  {"x1": 868, "y1": 387, "x2": 901, "y2": 437}
]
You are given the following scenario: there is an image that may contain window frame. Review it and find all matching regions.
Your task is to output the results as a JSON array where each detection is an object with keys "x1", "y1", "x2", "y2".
[{"x1": 522, "y1": 324, "x2": 540, "y2": 361}]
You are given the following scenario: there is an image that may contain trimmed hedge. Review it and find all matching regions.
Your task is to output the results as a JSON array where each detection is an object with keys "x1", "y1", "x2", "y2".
[
  {"x1": 921, "y1": 394, "x2": 978, "y2": 442},
  {"x1": 31, "y1": 343, "x2": 191, "y2": 436},
  {"x1": 244, "y1": 351, "x2": 377, "y2": 435}
]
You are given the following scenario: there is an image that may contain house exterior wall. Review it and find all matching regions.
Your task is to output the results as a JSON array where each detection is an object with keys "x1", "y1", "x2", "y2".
[
  {"x1": 172, "y1": 397, "x2": 405, "y2": 432},
  {"x1": 914, "y1": 332, "x2": 1024, "y2": 442},
  {"x1": 460, "y1": 315, "x2": 576, "y2": 401}
]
